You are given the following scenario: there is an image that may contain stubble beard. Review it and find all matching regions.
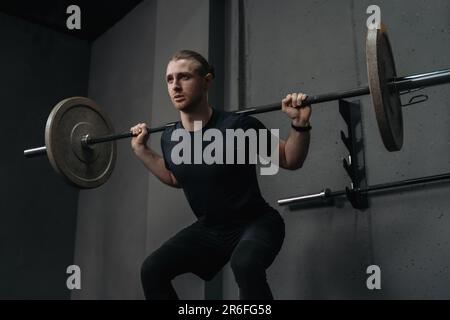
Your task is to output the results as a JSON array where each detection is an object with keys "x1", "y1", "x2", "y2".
[{"x1": 175, "y1": 92, "x2": 205, "y2": 114}]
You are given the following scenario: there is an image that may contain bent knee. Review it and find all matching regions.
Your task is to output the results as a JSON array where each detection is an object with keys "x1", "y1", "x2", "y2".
[{"x1": 141, "y1": 251, "x2": 171, "y2": 281}]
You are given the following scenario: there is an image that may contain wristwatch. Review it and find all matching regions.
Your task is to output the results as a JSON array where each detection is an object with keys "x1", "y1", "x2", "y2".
[{"x1": 291, "y1": 121, "x2": 312, "y2": 132}]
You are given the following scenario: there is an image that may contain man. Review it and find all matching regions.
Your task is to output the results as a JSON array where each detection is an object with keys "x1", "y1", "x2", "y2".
[{"x1": 131, "y1": 50, "x2": 311, "y2": 300}]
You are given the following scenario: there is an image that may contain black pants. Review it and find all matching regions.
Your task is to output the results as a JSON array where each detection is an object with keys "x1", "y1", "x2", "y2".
[{"x1": 141, "y1": 210, "x2": 285, "y2": 300}]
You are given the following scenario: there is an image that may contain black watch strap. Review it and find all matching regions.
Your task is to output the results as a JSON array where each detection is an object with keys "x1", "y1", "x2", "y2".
[{"x1": 291, "y1": 123, "x2": 312, "y2": 132}]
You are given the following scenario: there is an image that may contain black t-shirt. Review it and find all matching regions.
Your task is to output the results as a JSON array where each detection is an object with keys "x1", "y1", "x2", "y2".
[{"x1": 161, "y1": 108, "x2": 277, "y2": 226}]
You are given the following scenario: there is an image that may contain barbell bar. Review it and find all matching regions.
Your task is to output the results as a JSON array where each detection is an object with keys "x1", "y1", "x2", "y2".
[
  {"x1": 23, "y1": 26, "x2": 450, "y2": 189},
  {"x1": 277, "y1": 172, "x2": 450, "y2": 206},
  {"x1": 23, "y1": 69, "x2": 450, "y2": 159}
]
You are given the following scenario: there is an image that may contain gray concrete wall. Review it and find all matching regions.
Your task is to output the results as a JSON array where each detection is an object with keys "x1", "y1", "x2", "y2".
[
  {"x1": 73, "y1": 0, "x2": 210, "y2": 299},
  {"x1": 226, "y1": 0, "x2": 450, "y2": 299},
  {"x1": 0, "y1": 13, "x2": 89, "y2": 299}
]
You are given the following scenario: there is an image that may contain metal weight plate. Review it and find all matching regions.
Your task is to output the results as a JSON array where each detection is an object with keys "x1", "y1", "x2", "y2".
[
  {"x1": 45, "y1": 97, "x2": 116, "y2": 188},
  {"x1": 366, "y1": 25, "x2": 403, "y2": 152}
]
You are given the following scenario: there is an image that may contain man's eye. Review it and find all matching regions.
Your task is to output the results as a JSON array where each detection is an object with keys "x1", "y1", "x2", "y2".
[{"x1": 182, "y1": 75, "x2": 190, "y2": 80}]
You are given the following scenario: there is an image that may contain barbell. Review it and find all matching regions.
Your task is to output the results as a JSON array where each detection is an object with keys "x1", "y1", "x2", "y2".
[{"x1": 24, "y1": 26, "x2": 450, "y2": 189}]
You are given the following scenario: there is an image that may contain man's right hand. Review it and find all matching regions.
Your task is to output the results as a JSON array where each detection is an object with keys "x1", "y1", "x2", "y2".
[{"x1": 130, "y1": 123, "x2": 149, "y2": 153}]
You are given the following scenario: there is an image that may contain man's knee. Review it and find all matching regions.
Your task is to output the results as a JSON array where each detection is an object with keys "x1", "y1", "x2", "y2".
[
  {"x1": 141, "y1": 250, "x2": 172, "y2": 283},
  {"x1": 140, "y1": 249, "x2": 180, "y2": 300}
]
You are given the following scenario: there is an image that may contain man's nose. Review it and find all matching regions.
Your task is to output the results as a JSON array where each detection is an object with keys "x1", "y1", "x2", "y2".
[{"x1": 172, "y1": 79, "x2": 181, "y2": 91}]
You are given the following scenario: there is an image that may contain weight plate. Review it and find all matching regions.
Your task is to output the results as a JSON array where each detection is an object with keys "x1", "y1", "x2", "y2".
[
  {"x1": 45, "y1": 97, "x2": 116, "y2": 188},
  {"x1": 366, "y1": 25, "x2": 404, "y2": 152}
]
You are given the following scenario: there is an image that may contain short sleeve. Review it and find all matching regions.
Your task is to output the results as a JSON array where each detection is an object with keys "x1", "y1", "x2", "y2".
[{"x1": 238, "y1": 115, "x2": 277, "y2": 156}]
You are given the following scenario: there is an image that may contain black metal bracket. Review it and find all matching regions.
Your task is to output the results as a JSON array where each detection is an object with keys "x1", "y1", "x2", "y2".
[{"x1": 339, "y1": 99, "x2": 369, "y2": 210}]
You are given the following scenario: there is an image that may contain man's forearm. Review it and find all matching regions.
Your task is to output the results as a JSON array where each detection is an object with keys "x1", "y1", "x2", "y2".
[
  {"x1": 284, "y1": 129, "x2": 310, "y2": 169},
  {"x1": 134, "y1": 147, "x2": 179, "y2": 187}
]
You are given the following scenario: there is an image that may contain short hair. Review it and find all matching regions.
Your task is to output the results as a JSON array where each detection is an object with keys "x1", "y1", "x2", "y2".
[{"x1": 169, "y1": 50, "x2": 215, "y2": 79}]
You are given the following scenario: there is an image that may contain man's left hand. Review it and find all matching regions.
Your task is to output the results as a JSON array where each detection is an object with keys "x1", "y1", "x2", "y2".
[{"x1": 281, "y1": 92, "x2": 312, "y2": 127}]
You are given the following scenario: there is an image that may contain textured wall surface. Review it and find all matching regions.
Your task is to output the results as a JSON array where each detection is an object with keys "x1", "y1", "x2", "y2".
[{"x1": 231, "y1": 0, "x2": 450, "y2": 299}]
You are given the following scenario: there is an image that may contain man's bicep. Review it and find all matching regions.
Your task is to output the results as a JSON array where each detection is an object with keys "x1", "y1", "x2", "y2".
[
  {"x1": 157, "y1": 155, "x2": 179, "y2": 187},
  {"x1": 277, "y1": 138, "x2": 289, "y2": 169}
]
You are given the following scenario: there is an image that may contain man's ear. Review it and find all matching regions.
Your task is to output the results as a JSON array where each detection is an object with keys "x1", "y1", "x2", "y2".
[{"x1": 204, "y1": 73, "x2": 214, "y2": 89}]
